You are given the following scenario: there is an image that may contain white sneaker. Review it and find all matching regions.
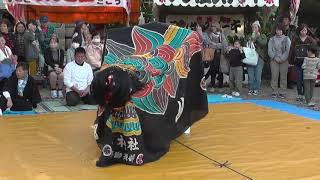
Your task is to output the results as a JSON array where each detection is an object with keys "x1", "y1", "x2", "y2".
[
  {"x1": 57, "y1": 90, "x2": 63, "y2": 98},
  {"x1": 0, "y1": 109, "x2": 2, "y2": 116},
  {"x1": 308, "y1": 102, "x2": 316, "y2": 107},
  {"x1": 232, "y1": 92, "x2": 240, "y2": 97},
  {"x1": 51, "y1": 90, "x2": 57, "y2": 99}
]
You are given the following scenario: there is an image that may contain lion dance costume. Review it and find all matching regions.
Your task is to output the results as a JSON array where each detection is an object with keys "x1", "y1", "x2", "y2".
[{"x1": 91, "y1": 22, "x2": 208, "y2": 167}]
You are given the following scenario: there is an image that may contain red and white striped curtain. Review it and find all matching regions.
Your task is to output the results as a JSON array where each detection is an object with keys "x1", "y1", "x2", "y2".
[
  {"x1": 290, "y1": 0, "x2": 300, "y2": 25},
  {"x1": 5, "y1": 3, "x2": 25, "y2": 22}
]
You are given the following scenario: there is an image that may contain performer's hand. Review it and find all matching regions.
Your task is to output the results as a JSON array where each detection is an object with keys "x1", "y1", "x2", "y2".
[
  {"x1": 6, "y1": 98, "x2": 13, "y2": 109},
  {"x1": 97, "y1": 105, "x2": 105, "y2": 117}
]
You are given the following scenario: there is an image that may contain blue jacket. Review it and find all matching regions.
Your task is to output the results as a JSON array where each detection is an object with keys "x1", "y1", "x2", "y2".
[{"x1": 0, "y1": 63, "x2": 15, "y2": 80}]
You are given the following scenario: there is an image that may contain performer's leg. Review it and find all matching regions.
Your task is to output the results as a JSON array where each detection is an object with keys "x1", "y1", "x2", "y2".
[
  {"x1": 217, "y1": 72, "x2": 223, "y2": 88},
  {"x1": 93, "y1": 109, "x2": 116, "y2": 167}
]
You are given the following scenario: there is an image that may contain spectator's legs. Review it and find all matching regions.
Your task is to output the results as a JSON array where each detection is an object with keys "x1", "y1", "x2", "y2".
[
  {"x1": 310, "y1": 79, "x2": 315, "y2": 103},
  {"x1": 242, "y1": 65, "x2": 247, "y2": 81},
  {"x1": 254, "y1": 58, "x2": 264, "y2": 91},
  {"x1": 216, "y1": 72, "x2": 223, "y2": 88},
  {"x1": 229, "y1": 67, "x2": 235, "y2": 92},
  {"x1": 213, "y1": 53, "x2": 223, "y2": 88},
  {"x1": 49, "y1": 71, "x2": 58, "y2": 90},
  {"x1": 82, "y1": 94, "x2": 96, "y2": 105},
  {"x1": 304, "y1": 79, "x2": 311, "y2": 104},
  {"x1": 57, "y1": 73, "x2": 64, "y2": 90},
  {"x1": 210, "y1": 70, "x2": 217, "y2": 88},
  {"x1": 270, "y1": 60, "x2": 280, "y2": 94},
  {"x1": 234, "y1": 66, "x2": 243, "y2": 93},
  {"x1": 247, "y1": 65, "x2": 255, "y2": 91},
  {"x1": 295, "y1": 65, "x2": 304, "y2": 96},
  {"x1": 66, "y1": 91, "x2": 81, "y2": 106},
  {"x1": 203, "y1": 61, "x2": 210, "y2": 68},
  {"x1": 205, "y1": 61, "x2": 215, "y2": 86},
  {"x1": 279, "y1": 61, "x2": 288, "y2": 95},
  {"x1": 287, "y1": 65, "x2": 294, "y2": 89},
  {"x1": 10, "y1": 97, "x2": 33, "y2": 111}
]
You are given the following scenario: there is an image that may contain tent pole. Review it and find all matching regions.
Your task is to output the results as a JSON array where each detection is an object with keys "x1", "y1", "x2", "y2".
[
  {"x1": 126, "y1": 13, "x2": 130, "y2": 27},
  {"x1": 100, "y1": 24, "x2": 108, "y2": 69}
]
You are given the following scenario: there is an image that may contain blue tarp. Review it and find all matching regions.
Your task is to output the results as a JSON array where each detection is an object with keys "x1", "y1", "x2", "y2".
[
  {"x1": 207, "y1": 94, "x2": 242, "y2": 103},
  {"x1": 3, "y1": 110, "x2": 36, "y2": 116},
  {"x1": 2, "y1": 94, "x2": 319, "y2": 120},
  {"x1": 208, "y1": 94, "x2": 320, "y2": 120}
]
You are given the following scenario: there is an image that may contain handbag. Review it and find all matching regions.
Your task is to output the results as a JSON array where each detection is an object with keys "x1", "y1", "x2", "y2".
[
  {"x1": 242, "y1": 42, "x2": 258, "y2": 66},
  {"x1": 220, "y1": 54, "x2": 229, "y2": 74},
  {"x1": 201, "y1": 47, "x2": 215, "y2": 61}
]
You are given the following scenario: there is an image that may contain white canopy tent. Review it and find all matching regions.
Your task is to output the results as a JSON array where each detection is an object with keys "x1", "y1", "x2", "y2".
[
  {"x1": 154, "y1": 0, "x2": 279, "y2": 7},
  {"x1": 152, "y1": 0, "x2": 279, "y2": 38}
]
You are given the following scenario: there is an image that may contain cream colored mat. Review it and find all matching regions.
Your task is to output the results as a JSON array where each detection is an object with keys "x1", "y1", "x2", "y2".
[{"x1": 0, "y1": 103, "x2": 319, "y2": 180}]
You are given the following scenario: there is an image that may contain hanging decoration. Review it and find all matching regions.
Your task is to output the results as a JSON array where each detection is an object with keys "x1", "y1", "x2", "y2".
[{"x1": 289, "y1": 0, "x2": 300, "y2": 26}]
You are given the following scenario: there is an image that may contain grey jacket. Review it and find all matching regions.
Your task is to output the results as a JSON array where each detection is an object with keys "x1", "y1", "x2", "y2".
[
  {"x1": 24, "y1": 31, "x2": 41, "y2": 61},
  {"x1": 203, "y1": 32, "x2": 228, "y2": 54},
  {"x1": 268, "y1": 35, "x2": 291, "y2": 62}
]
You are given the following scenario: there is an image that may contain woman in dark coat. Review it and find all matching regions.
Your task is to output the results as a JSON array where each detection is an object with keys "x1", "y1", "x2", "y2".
[
  {"x1": 13, "y1": 21, "x2": 26, "y2": 62},
  {"x1": 44, "y1": 36, "x2": 64, "y2": 98},
  {"x1": 289, "y1": 23, "x2": 317, "y2": 101}
]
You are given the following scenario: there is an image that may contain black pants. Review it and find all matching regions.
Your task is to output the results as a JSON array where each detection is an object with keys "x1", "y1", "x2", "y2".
[
  {"x1": 66, "y1": 91, "x2": 96, "y2": 106},
  {"x1": 0, "y1": 95, "x2": 33, "y2": 112},
  {"x1": 287, "y1": 66, "x2": 294, "y2": 89},
  {"x1": 0, "y1": 78, "x2": 8, "y2": 91},
  {"x1": 205, "y1": 52, "x2": 223, "y2": 88}
]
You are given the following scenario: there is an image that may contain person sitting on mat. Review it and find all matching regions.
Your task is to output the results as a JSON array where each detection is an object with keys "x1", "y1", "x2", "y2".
[
  {"x1": 0, "y1": 34, "x2": 17, "y2": 90},
  {"x1": 63, "y1": 47, "x2": 96, "y2": 106},
  {"x1": 0, "y1": 62, "x2": 41, "y2": 112},
  {"x1": 0, "y1": 58, "x2": 17, "y2": 90}
]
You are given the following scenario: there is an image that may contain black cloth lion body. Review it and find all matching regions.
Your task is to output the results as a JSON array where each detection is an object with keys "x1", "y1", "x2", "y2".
[{"x1": 91, "y1": 22, "x2": 208, "y2": 167}]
